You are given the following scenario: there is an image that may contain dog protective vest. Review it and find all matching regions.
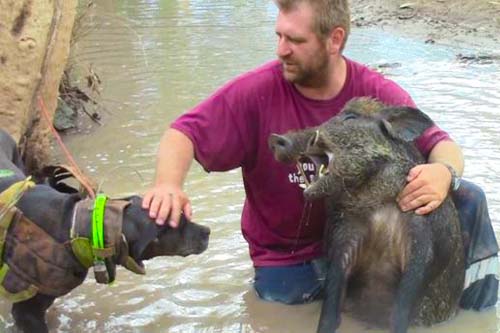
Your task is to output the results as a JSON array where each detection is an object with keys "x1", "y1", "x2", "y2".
[
  {"x1": 0, "y1": 179, "x2": 87, "y2": 302},
  {"x1": 0, "y1": 182, "x2": 145, "y2": 303}
]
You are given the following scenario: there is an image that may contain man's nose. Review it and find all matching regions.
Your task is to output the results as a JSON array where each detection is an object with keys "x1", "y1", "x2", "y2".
[{"x1": 276, "y1": 37, "x2": 292, "y2": 58}]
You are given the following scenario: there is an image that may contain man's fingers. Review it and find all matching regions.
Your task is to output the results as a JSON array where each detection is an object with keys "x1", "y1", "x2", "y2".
[
  {"x1": 415, "y1": 200, "x2": 441, "y2": 215},
  {"x1": 397, "y1": 178, "x2": 425, "y2": 202},
  {"x1": 170, "y1": 194, "x2": 181, "y2": 228},
  {"x1": 398, "y1": 185, "x2": 429, "y2": 208},
  {"x1": 406, "y1": 165, "x2": 423, "y2": 182},
  {"x1": 156, "y1": 196, "x2": 172, "y2": 226},
  {"x1": 184, "y1": 201, "x2": 193, "y2": 220},
  {"x1": 142, "y1": 191, "x2": 153, "y2": 209},
  {"x1": 148, "y1": 195, "x2": 163, "y2": 220},
  {"x1": 400, "y1": 194, "x2": 436, "y2": 212},
  {"x1": 142, "y1": 184, "x2": 190, "y2": 226}
]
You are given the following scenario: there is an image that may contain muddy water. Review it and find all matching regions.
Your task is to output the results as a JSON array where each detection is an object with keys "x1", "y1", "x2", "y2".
[{"x1": 1, "y1": 1, "x2": 500, "y2": 332}]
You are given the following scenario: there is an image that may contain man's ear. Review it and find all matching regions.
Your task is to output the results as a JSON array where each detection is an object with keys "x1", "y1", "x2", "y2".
[{"x1": 327, "y1": 26, "x2": 345, "y2": 54}]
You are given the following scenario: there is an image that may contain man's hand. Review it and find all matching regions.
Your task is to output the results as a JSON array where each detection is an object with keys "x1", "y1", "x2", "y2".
[
  {"x1": 143, "y1": 128, "x2": 195, "y2": 227},
  {"x1": 397, "y1": 163, "x2": 451, "y2": 215},
  {"x1": 142, "y1": 184, "x2": 192, "y2": 227}
]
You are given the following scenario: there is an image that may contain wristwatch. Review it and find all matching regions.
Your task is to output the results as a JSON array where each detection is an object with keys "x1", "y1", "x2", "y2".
[{"x1": 442, "y1": 163, "x2": 461, "y2": 192}]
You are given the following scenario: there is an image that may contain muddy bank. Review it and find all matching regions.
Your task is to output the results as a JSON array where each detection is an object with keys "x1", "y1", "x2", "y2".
[{"x1": 351, "y1": 0, "x2": 500, "y2": 49}]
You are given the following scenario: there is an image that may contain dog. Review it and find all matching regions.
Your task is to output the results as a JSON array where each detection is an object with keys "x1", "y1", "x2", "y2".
[
  {"x1": 0, "y1": 128, "x2": 210, "y2": 333},
  {"x1": 268, "y1": 98, "x2": 465, "y2": 333}
]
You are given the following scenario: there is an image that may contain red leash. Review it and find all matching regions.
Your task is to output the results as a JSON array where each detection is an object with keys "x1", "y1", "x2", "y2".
[{"x1": 37, "y1": 96, "x2": 96, "y2": 198}]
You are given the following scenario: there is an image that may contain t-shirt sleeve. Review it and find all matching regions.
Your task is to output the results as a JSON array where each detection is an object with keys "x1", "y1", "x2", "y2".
[
  {"x1": 171, "y1": 79, "x2": 258, "y2": 172},
  {"x1": 374, "y1": 76, "x2": 452, "y2": 158}
]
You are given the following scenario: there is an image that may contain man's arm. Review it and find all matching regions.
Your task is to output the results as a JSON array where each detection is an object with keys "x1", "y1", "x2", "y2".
[
  {"x1": 427, "y1": 140, "x2": 464, "y2": 175},
  {"x1": 142, "y1": 128, "x2": 194, "y2": 227},
  {"x1": 398, "y1": 140, "x2": 464, "y2": 215}
]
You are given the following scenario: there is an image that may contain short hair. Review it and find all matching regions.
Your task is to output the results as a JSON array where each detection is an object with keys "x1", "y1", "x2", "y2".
[{"x1": 274, "y1": 0, "x2": 351, "y2": 49}]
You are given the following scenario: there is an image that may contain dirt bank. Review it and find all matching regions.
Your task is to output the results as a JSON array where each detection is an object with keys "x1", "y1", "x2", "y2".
[{"x1": 351, "y1": 0, "x2": 500, "y2": 49}]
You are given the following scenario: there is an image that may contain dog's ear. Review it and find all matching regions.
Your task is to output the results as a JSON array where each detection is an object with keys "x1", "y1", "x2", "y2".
[
  {"x1": 121, "y1": 196, "x2": 160, "y2": 261},
  {"x1": 120, "y1": 195, "x2": 142, "y2": 207}
]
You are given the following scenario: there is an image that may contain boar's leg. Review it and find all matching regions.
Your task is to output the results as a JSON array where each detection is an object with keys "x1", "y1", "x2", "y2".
[
  {"x1": 317, "y1": 259, "x2": 346, "y2": 333},
  {"x1": 317, "y1": 220, "x2": 364, "y2": 333},
  {"x1": 391, "y1": 217, "x2": 433, "y2": 333}
]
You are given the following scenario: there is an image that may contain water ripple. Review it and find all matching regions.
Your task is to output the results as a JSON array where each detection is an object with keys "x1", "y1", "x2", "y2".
[{"x1": 2, "y1": 1, "x2": 494, "y2": 333}]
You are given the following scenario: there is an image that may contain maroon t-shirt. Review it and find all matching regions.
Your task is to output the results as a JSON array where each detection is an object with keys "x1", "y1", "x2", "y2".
[{"x1": 172, "y1": 58, "x2": 450, "y2": 266}]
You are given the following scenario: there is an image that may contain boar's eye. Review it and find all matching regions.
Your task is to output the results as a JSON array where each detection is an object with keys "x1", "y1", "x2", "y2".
[{"x1": 341, "y1": 113, "x2": 357, "y2": 121}]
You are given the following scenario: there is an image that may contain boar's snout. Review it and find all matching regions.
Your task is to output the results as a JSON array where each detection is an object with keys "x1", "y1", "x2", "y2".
[{"x1": 268, "y1": 134, "x2": 295, "y2": 163}]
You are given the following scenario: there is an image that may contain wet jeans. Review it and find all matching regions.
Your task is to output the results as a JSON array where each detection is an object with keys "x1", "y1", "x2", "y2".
[
  {"x1": 254, "y1": 258, "x2": 327, "y2": 304},
  {"x1": 253, "y1": 180, "x2": 499, "y2": 309},
  {"x1": 455, "y1": 180, "x2": 499, "y2": 310}
]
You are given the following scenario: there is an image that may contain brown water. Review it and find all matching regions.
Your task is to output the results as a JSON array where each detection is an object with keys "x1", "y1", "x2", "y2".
[{"x1": 1, "y1": 1, "x2": 500, "y2": 332}]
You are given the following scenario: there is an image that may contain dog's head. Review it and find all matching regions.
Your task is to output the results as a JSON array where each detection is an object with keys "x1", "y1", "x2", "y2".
[{"x1": 120, "y1": 196, "x2": 210, "y2": 266}]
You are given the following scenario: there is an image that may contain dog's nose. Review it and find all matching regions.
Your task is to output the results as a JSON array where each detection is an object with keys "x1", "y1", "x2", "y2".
[{"x1": 201, "y1": 225, "x2": 210, "y2": 237}]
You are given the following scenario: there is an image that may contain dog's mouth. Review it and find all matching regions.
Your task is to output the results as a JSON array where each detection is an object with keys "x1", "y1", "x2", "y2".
[
  {"x1": 179, "y1": 237, "x2": 209, "y2": 257},
  {"x1": 297, "y1": 153, "x2": 333, "y2": 189},
  {"x1": 141, "y1": 235, "x2": 209, "y2": 259},
  {"x1": 135, "y1": 259, "x2": 145, "y2": 269}
]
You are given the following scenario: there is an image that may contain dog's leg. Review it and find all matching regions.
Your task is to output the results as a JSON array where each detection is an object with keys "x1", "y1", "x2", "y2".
[
  {"x1": 390, "y1": 218, "x2": 433, "y2": 333},
  {"x1": 317, "y1": 220, "x2": 364, "y2": 333},
  {"x1": 11, "y1": 293, "x2": 55, "y2": 333}
]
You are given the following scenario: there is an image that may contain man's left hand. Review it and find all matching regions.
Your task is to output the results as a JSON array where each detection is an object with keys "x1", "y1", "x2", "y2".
[{"x1": 397, "y1": 163, "x2": 451, "y2": 215}]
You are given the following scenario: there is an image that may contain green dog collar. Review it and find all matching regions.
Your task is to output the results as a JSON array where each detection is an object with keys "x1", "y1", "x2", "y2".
[
  {"x1": 92, "y1": 194, "x2": 111, "y2": 284},
  {"x1": 92, "y1": 194, "x2": 107, "y2": 256},
  {"x1": 0, "y1": 170, "x2": 15, "y2": 178}
]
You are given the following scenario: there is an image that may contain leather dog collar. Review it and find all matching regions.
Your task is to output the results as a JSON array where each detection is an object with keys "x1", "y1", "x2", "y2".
[{"x1": 71, "y1": 197, "x2": 145, "y2": 284}]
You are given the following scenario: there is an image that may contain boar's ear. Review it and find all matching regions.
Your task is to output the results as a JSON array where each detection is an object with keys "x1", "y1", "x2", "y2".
[{"x1": 378, "y1": 106, "x2": 435, "y2": 142}]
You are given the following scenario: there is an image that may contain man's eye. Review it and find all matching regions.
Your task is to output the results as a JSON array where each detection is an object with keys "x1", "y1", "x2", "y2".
[{"x1": 289, "y1": 37, "x2": 304, "y2": 44}]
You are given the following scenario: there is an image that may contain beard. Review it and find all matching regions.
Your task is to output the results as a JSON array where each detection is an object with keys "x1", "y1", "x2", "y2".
[{"x1": 280, "y1": 48, "x2": 330, "y2": 88}]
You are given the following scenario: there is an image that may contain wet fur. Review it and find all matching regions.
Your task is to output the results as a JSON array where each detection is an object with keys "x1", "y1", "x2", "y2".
[
  {"x1": 269, "y1": 98, "x2": 465, "y2": 333},
  {"x1": 0, "y1": 129, "x2": 210, "y2": 333}
]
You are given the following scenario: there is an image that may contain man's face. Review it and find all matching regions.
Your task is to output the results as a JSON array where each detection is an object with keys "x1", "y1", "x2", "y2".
[{"x1": 275, "y1": 2, "x2": 330, "y2": 87}]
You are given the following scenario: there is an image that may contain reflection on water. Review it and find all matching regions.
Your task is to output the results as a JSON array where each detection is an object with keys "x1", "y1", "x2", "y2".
[{"x1": 1, "y1": 0, "x2": 500, "y2": 332}]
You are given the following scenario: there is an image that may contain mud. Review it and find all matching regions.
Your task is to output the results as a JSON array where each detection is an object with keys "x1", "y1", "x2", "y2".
[{"x1": 351, "y1": 0, "x2": 500, "y2": 49}]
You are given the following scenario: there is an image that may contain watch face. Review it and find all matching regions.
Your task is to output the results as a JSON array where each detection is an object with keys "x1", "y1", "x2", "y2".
[{"x1": 452, "y1": 177, "x2": 461, "y2": 191}]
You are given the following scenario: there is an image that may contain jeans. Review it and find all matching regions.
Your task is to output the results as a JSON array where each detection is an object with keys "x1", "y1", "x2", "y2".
[{"x1": 254, "y1": 259, "x2": 327, "y2": 304}]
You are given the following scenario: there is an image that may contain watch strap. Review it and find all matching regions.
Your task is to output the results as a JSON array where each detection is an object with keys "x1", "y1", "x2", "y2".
[{"x1": 440, "y1": 163, "x2": 461, "y2": 192}]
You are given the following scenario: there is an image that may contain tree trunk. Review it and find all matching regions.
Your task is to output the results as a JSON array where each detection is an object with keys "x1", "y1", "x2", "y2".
[{"x1": 0, "y1": 0, "x2": 77, "y2": 174}]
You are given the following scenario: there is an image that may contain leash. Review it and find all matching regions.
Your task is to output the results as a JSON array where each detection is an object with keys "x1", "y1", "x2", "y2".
[
  {"x1": 39, "y1": 96, "x2": 116, "y2": 282},
  {"x1": 37, "y1": 96, "x2": 96, "y2": 198},
  {"x1": 38, "y1": 96, "x2": 145, "y2": 283}
]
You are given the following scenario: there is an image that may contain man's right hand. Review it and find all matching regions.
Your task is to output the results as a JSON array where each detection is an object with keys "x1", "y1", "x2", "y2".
[{"x1": 142, "y1": 184, "x2": 192, "y2": 227}]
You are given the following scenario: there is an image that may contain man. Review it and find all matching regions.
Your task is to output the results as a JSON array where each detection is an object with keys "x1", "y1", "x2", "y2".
[{"x1": 143, "y1": 0, "x2": 498, "y2": 307}]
